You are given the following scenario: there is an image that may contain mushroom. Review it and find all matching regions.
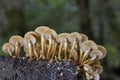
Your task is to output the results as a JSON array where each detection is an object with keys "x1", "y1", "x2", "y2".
[
  {"x1": 44, "y1": 29, "x2": 57, "y2": 59},
  {"x1": 80, "y1": 34, "x2": 88, "y2": 42},
  {"x1": 24, "y1": 31, "x2": 40, "y2": 60},
  {"x1": 23, "y1": 34, "x2": 37, "y2": 60},
  {"x1": 92, "y1": 64, "x2": 103, "y2": 74},
  {"x1": 56, "y1": 33, "x2": 69, "y2": 60},
  {"x1": 72, "y1": 50, "x2": 78, "y2": 63},
  {"x1": 67, "y1": 32, "x2": 82, "y2": 42},
  {"x1": 9, "y1": 35, "x2": 23, "y2": 58},
  {"x1": 35, "y1": 26, "x2": 50, "y2": 59},
  {"x1": 98, "y1": 45, "x2": 107, "y2": 59},
  {"x1": 92, "y1": 72, "x2": 100, "y2": 80},
  {"x1": 2, "y1": 43, "x2": 14, "y2": 57},
  {"x1": 80, "y1": 40, "x2": 98, "y2": 53},
  {"x1": 79, "y1": 50, "x2": 90, "y2": 65},
  {"x1": 90, "y1": 50, "x2": 104, "y2": 60},
  {"x1": 83, "y1": 64, "x2": 93, "y2": 80},
  {"x1": 67, "y1": 33, "x2": 78, "y2": 60}
]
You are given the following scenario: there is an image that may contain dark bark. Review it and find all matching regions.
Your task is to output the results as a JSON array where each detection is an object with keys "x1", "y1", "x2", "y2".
[
  {"x1": 76, "y1": 0, "x2": 93, "y2": 40},
  {"x1": 0, "y1": 55, "x2": 84, "y2": 80}
]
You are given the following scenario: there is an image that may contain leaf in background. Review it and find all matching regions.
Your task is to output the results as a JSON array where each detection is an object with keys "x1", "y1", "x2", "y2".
[{"x1": 106, "y1": 44, "x2": 120, "y2": 68}]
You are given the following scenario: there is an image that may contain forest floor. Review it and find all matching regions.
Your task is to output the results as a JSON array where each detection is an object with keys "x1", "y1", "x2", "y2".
[{"x1": 0, "y1": 56, "x2": 84, "y2": 80}]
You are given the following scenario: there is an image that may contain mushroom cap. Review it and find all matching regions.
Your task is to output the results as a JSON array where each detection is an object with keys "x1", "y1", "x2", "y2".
[
  {"x1": 2, "y1": 43, "x2": 14, "y2": 53},
  {"x1": 67, "y1": 32, "x2": 82, "y2": 42},
  {"x1": 71, "y1": 32, "x2": 82, "y2": 41},
  {"x1": 35, "y1": 26, "x2": 50, "y2": 35},
  {"x1": 9, "y1": 35, "x2": 23, "y2": 46},
  {"x1": 80, "y1": 34, "x2": 88, "y2": 42},
  {"x1": 98, "y1": 45, "x2": 107, "y2": 59},
  {"x1": 90, "y1": 50, "x2": 104, "y2": 60},
  {"x1": 92, "y1": 65, "x2": 103, "y2": 74},
  {"x1": 23, "y1": 34, "x2": 36, "y2": 46},
  {"x1": 83, "y1": 64, "x2": 93, "y2": 73},
  {"x1": 25, "y1": 31, "x2": 40, "y2": 40},
  {"x1": 56, "y1": 33, "x2": 69, "y2": 43},
  {"x1": 80, "y1": 40, "x2": 98, "y2": 52},
  {"x1": 44, "y1": 29, "x2": 57, "y2": 40},
  {"x1": 92, "y1": 72, "x2": 100, "y2": 80},
  {"x1": 92, "y1": 60, "x2": 101, "y2": 65}
]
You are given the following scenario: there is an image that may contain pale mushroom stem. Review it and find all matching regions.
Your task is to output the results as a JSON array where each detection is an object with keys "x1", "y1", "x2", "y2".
[
  {"x1": 64, "y1": 40, "x2": 67, "y2": 60},
  {"x1": 7, "y1": 48, "x2": 13, "y2": 57},
  {"x1": 58, "y1": 43, "x2": 62, "y2": 60},
  {"x1": 51, "y1": 43, "x2": 57, "y2": 60},
  {"x1": 15, "y1": 42, "x2": 19, "y2": 58},
  {"x1": 83, "y1": 56, "x2": 96, "y2": 64},
  {"x1": 83, "y1": 59, "x2": 94, "y2": 65},
  {"x1": 41, "y1": 33, "x2": 45, "y2": 59},
  {"x1": 33, "y1": 45, "x2": 39, "y2": 60},
  {"x1": 28, "y1": 41, "x2": 32, "y2": 60},
  {"x1": 73, "y1": 51, "x2": 78, "y2": 63},
  {"x1": 79, "y1": 48, "x2": 83, "y2": 64},
  {"x1": 69, "y1": 40, "x2": 76, "y2": 59},
  {"x1": 81, "y1": 50, "x2": 89, "y2": 62},
  {"x1": 46, "y1": 38, "x2": 52, "y2": 59}
]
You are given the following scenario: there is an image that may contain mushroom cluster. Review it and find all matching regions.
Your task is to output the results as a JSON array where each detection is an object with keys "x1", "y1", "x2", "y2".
[{"x1": 2, "y1": 26, "x2": 107, "y2": 80}]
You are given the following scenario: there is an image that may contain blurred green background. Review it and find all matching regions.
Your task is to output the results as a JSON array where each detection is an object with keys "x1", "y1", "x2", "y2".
[{"x1": 0, "y1": 0, "x2": 120, "y2": 80}]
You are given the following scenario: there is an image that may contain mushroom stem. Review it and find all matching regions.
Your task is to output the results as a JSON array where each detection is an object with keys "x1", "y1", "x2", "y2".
[
  {"x1": 46, "y1": 38, "x2": 52, "y2": 59},
  {"x1": 15, "y1": 42, "x2": 19, "y2": 58},
  {"x1": 69, "y1": 40, "x2": 76, "y2": 59},
  {"x1": 41, "y1": 33, "x2": 45, "y2": 59},
  {"x1": 28, "y1": 41, "x2": 32, "y2": 60},
  {"x1": 51, "y1": 43, "x2": 57, "y2": 60},
  {"x1": 81, "y1": 50, "x2": 89, "y2": 62},
  {"x1": 64, "y1": 40, "x2": 67, "y2": 60},
  {"x1": 58, "y1": 43, "x2": 62, "y2": 60},
  {"x1": 7, "y1": 48, "x2": 13, "y2": 57},
  {"x1": 83, "y1": 56, "x2": 96, "y2": 64},
  {"x1": 79, "y1": 48, "x2": 83, "y2": 64},
  {"x1": 33, "y1": 45, "x2": 39, "y2": 60}
]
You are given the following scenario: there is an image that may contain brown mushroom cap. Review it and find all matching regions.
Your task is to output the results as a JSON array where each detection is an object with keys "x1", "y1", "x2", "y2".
[
  {"x1": 83, "y1": 64, "x2": 93, "y2": 73},
  {"x1": 56, "y1": 33, "x2": 69, "y2": 43},
  {"x1": 35, "y1": 26, "x2": 50, "y2": 36},
  {"x1": 23, "y1": 34, "x2": 36, "y2": 46},
  {"x1": 90, "y1": 50, "x2": 104, "y2": 60},
  {"x1": 71, "y1": 32, "x2": 82, "y2": 41},
  {"x1": 44, "y1": 29, "x2": 57, "y2": 41},
  {"x1": 92, "y1": 65, "x2": 103, "y2": 74},
  {"x1": 67, "y1": 32, "x2": 82, "y2": 42},
  {"x1": 25, "y1": 31, "x2": 40, "y2": 41},
  {"x1": 9, "y1": 35, "x2": 23, "y2": 47},
  {"x1": 80, "y1": 40, "x2": 98, "y2": 52},
  {"x1": 98, "y1": 45, "x2": 107, "y2": 59},
  {"x1": 92, "y1": 72, "x2": 100, "y2": 80},
  {"x1": 2, "y1": 43, "x2": 14, "y2": 53},
  {"x1": 80, "y1": 34, "x2": 88, "y2": 42}
]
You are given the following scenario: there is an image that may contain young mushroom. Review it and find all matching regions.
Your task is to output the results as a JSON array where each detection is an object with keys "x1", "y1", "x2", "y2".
[
  {"x1": 24, "y1": 31, "x2": 40, "y2": 60},
  {"x1": 98, "y1": 45, "x2": 107, "y2": 59},
  {"x1": 92, "y1": 64, "x2": 103, "y2": 74},
  {"x1": 67, "y1": 32, "x2": 80, "y2": 60},
  {"x1": 56, "y1": 33, "x2": 69, "y2": 60},
  {"x1": 35, "y1": 26, "x2": 50, "y2": 59},
  {"x1": 80, "y1": 34, "x2": 88, "y2": 42},
  {"x1": 44, "y1": 28, "x2": 57, "y2": 59},
  {"x1": 80, "y1": 40, "x2": 98, "y2": 52},
  {"x1": 9, "y1": 35, "x2": 23, "y2": 58},
  {"x1": 24, "y1": 33, "x2": 37, "y2": 60},
  {"x1": 90, "y1": 50, "x2": 104, "y2": 60},
  {"x1": 2, "y1": 43, "x2": 14, "y2": 57}
]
